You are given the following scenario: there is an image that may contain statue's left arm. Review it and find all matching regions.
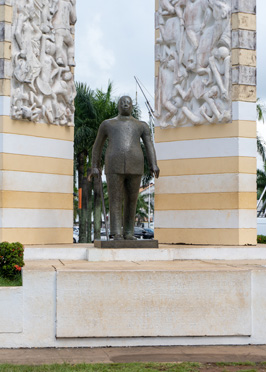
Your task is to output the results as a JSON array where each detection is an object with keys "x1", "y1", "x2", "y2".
[{"x1": 141, "y1": 122, "x2": 160, "y2": 179}]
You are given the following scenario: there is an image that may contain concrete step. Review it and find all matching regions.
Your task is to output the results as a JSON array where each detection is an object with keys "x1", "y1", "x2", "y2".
[{"x1": 24, "y1": 244, "x2": 266, "y2": 261}]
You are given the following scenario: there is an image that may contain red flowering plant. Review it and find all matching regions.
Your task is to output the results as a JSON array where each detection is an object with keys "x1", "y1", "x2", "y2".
[
  {"x1": 258, "y1": 235, "x2": 266, "y2": 244},
  {"x1": 0, "y1": 242, "x2": 24, "y2": 279}
]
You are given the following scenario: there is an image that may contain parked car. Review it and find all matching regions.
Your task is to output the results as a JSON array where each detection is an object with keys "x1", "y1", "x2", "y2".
[
  {"x1": 143, "y1": 228, "x2": 154, "y2": 239},
  {"x1": 100, "y1": 228, "x2": 109, "y2": 241},
  {"x1": 134, "y1": 226, "x2": 146, "y2": 239},
  {"x1": 73, "y1": 227, "x2": 79, "y2": 243}
]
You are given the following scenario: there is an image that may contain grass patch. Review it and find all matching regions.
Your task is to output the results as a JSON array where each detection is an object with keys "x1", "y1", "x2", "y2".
[
  {"x1": 0, "y1": 363, "x2": 202, "y2": 372},
  {"x1": 0, "y1": 274, "x2": 22, "y2": 287},
  {"x1": 215, "y1": 363, "x2": 256, "y2": 367}
]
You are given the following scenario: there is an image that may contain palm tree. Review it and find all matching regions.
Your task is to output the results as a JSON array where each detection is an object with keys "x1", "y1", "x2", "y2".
[
  {"x1": 257, "y1": 163, "x2": 266, "y2": 216},
  {"x1": 135, "y1": 193, "x2": 151, "y2": 226},
  {"x1": 74, "y1": 83, "x2": 96, "y2": 242},
  {"x1": 74, "y1": 82, "x2": 119, "y2": 241},
  {"x1": 257, "y1": 99, "x2": 266, "y2": 160}
]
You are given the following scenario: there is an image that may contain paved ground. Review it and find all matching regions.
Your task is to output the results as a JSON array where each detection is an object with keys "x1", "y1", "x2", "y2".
[{"x1": 1, "y1": 345, "x2": 266, "y2": 365}]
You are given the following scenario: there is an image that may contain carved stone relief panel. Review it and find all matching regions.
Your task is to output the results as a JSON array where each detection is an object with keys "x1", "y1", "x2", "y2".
[
  {"x1": 155, "y1": 0, "x2": 232, "y2": 127},
  {"x1": 11, "y1": 0, "x2": 77, "y2": 126}
]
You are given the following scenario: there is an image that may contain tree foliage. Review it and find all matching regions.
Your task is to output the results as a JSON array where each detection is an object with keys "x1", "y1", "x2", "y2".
[{"x1": 257, "y1": 99, "x2": 266, "y2": 161}]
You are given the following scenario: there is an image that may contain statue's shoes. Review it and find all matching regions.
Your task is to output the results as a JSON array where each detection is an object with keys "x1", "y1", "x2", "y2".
[
  {"x1": 113, "y1": 234, "x2": 124, "y2": 241},
  {"x1": 124, "y1": 234, "x2": 137, "y2": 240}
]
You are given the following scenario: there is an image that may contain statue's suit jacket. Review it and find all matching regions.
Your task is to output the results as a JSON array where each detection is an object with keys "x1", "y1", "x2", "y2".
[{"x1": 92, "y1": 116, "x2": 157, "y2": 175}]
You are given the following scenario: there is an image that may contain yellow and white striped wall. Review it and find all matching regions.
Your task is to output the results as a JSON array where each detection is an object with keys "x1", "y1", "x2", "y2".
[
  {"x1": 0, "y1": 1, "x2": 74, "y2": 244},
  {"x1": 154, "y1": 0, "x2": 257, "y2": 245}
]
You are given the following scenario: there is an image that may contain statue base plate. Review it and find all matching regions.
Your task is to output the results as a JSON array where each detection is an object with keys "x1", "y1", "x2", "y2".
[{"x1": 94, "y1": 240, "x2": 159, "y2": 249}]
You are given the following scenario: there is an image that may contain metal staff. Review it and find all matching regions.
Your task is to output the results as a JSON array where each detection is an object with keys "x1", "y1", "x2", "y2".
[
  {"x1": 88, "y1": 172, "x2": 109, "y2": 241},
  {"x1": 98, "y1": 174, "x2": 109, "y2": 241}
]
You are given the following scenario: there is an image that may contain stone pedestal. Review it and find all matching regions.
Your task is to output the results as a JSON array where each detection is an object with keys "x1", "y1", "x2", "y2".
[
  {"x1": 154, "y1": 0, "x2": 257, "y2": 245},
  {"x1": 94, "y1": 240, "x2": 159, "y2": 249}
]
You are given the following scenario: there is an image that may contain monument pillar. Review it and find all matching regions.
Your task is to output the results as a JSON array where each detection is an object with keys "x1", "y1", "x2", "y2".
[
  {"x1": 154, "y1": 0, "x2": 257, "y2": 245},
  {"x1": 0, "y1": 0, "x2": 75, "y2": 244}
]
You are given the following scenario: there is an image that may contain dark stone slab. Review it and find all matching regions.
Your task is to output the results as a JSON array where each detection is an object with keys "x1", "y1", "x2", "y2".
[
  {"x1": 232, "y1": 66, "x2": 256, "y2": 86},
  {"x1": 232, "y1": 0, "x2": 256, "y2": 14},
  {"x1": 232, "y1": 30, "x2": 256, "y2": 51},
  {"x1": 94, "y1": 240, "x2": 159, "y2": 249}
]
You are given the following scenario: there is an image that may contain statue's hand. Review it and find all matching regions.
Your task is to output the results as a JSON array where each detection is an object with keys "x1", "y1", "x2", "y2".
[
  {"x1": 88, "y1": 168, "x2": 101, "y2": 181},
  {"x1": 151, "y1": 165, "x2": 160, "y2": 179}
]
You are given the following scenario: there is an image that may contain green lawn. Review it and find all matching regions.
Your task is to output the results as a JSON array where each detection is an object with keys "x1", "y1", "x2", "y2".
[
  {"x1": 0, "y1": 363, "x2": 200, "y2": 372},
  {"x1": 1, "y1": 363, "x2": 266, "y2": 372},
  {"x1": 0, "y1": 274, "x2": 22, "y2": 287}
]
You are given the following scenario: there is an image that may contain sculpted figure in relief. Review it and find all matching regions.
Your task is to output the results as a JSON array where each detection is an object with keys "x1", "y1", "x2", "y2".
[
  {"x1": 11, "y1": 0, "x2": 76, "y2": 125},
  {"x1": 155, "y1": 0, "x2": 232, "y2": 127}
]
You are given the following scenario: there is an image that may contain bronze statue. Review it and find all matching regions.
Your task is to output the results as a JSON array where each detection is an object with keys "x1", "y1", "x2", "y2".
[{"x1": 91, "y1": 96, "x2": 160, "y2": 240}]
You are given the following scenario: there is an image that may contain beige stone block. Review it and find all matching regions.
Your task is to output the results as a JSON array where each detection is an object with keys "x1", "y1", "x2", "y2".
[
  {"x1": 0, "y1": 41, "x2": 10, "y2": 59},
  {"x1": 0, "y1": 5, "x2": 12, "y2": 23},
  {"x1": 0, "y1": 153, "x2": 73, "y2": 175},
  {"x1": 155, "y1": 192, "x2": 257, "y2": 211},
  {"x1": 232, "y1": 13, "x2": 256, "y2": 31},
  {"x1": 157, "y1": 157, "x2": 257, "y2": 177},
  {"x1": 232, "y1": 85, "x2": 256, "y2": 102},
  {"x1": 155, "y1": 120, "x2": 257, "y2": 142},
  {"x1": 232, "y1": 49, "x2": 256, "y2": 66},
  {"x1": 155, "y1": 28, "x2": 160, "y2": 41},
  {"x1": 56, "y1": 268, "x2": 251, "y2": 337},
  {"x1": 0, "y1": 77, "x2": 10, "y2": 95},
  {"x1": 0, "y1": 191, "x2": 73, "y2": 209},
  {"x1": 0, "y1": 116, "x2": 74, "y2": 141},
  {"x1": 155, "y1": 0, "x2": 159, "y2": 11},
  {"x1": 155, "y1": 228, "x2": 257, "y2": 246},
  {"x1": 1, "y1": 228, "x2": 73, "y2": 245},
  {"x1": 155, "y1": 61, "x2": 160, "y2": 77}
]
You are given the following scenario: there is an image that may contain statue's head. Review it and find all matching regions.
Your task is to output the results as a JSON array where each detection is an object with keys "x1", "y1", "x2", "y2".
[{"x1": 118, "y1": 96, "x2": 133, "y2": 116}]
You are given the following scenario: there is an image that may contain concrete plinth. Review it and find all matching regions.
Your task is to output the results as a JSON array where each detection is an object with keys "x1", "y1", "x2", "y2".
[{"x1": 2, "y1": 256, "x2": 266, "y2": 348}]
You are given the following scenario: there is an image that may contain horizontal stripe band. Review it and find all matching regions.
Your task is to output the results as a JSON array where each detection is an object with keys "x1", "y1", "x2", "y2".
[
  {"x1": 0, "y1": 191, "x2": 73, "y2": 209},
  {"x1": 155, "y1": 120, "x2": 256, "y2": 143},
  {"x1": 155, "y1": 174, "x2": 256, "y2": 194},
  {"x1": 232, "y1": 102, "x2": 257, "y2": 121},
  {"x1": 158, "y1": 157, "x2": 256, "y2": 176},
  {"x1": 0, "y1": 116, "x2": 74, "y2": 141},
  {"x1": 0, "y1": 228, "x2": 73, "y2": 245},
  {"x1": 154, "y1": 210, "x2": 257, "y2": 229},
  {"x1": 154, "y1": 228, "x2": 257, "y2": 245},
  {"x1": 0, "y1": 209, "x2": 73, "y2": 228},
  {"x1": 0, "y1": 133, "x2": 73, "y2": 159},
  {"x1": 155, "y1": 138, "x2": 256, "y2": 161},
  {"x1": 155, "y1": 193, "x2": 257, "y2": 210},
  {"x1": 0, "y1": 153, "x2": 73, "y2": 175},
  {"x1": 0, "y1": 97, "x2": 10, "y2": 116},
  {"x1": 0, "y1": 171, "x2": 73, "y2": 193}
]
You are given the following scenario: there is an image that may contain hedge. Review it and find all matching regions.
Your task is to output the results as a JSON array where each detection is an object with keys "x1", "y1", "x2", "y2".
[{"x1": 0, "y1": 242, "x2": 24, "y2": 279}]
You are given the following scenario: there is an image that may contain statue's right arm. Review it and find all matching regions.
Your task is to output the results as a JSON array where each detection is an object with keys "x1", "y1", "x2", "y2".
[{"x1": 91, "y1": 122, "x2": 108, "y2": 176}]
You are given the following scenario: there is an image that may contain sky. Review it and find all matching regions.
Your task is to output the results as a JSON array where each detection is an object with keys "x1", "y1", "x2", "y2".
[
  {"x1": 75, "y1": 0, "x2": 154, "y2": 122},
  {"x1": 75, "y1": 0, "x2": 266, "y2": 125}
]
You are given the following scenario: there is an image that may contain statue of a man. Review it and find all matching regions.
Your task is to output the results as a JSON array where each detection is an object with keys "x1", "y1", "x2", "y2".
[{"x1": 91, "y1": 96, "x2": 160, "y2": 240}]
